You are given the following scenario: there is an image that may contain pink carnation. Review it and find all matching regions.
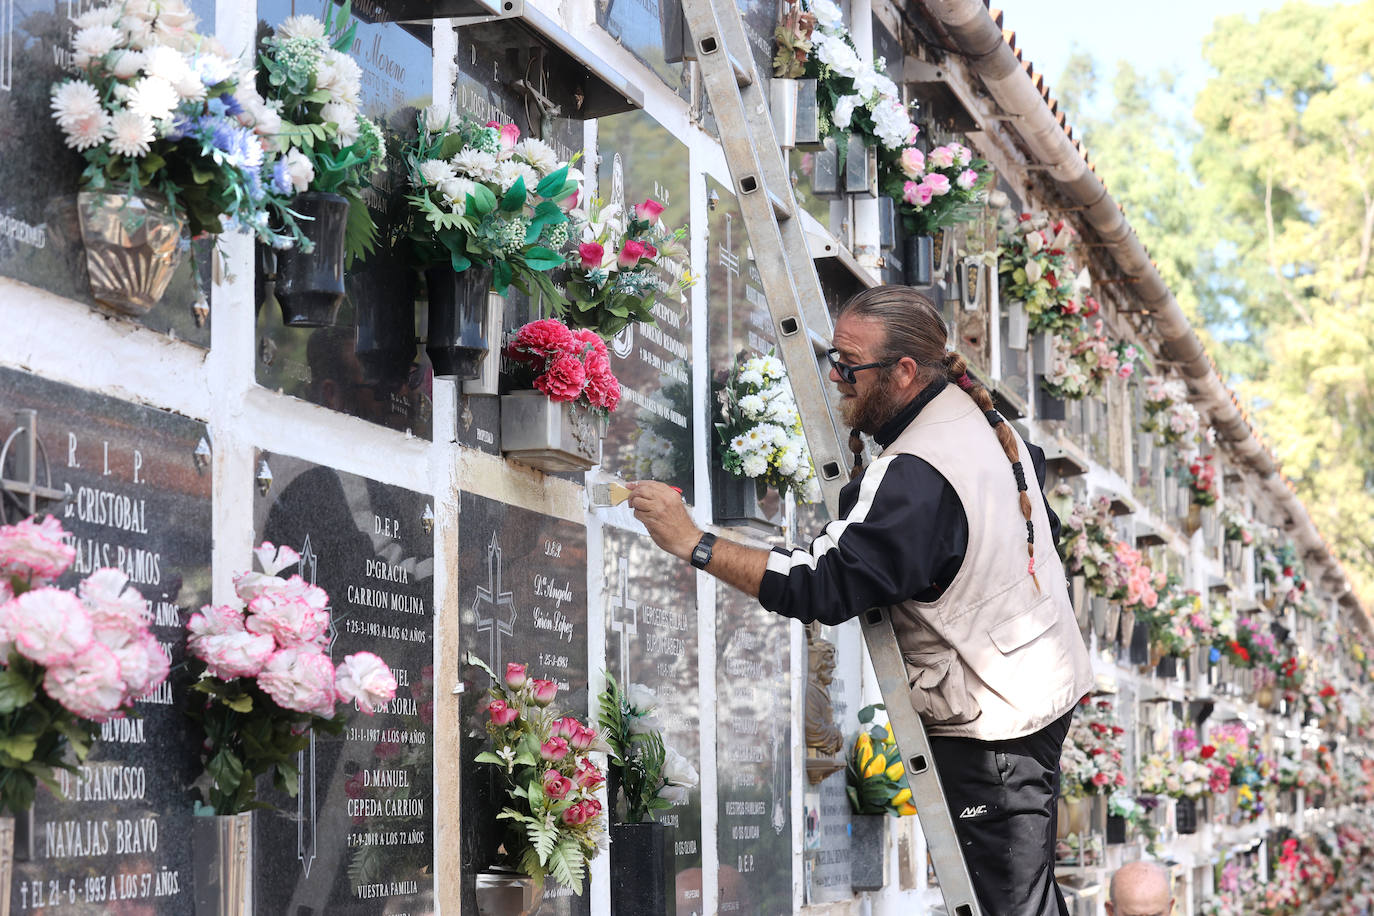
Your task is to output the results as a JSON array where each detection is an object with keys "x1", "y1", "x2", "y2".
[
  {"x1": 188, "y1": 603, "x2": 247, "y2": 645},
  {"x1": 253, "y1": 542, "x2": 301, "y2": 576},
  {"x1": 257, "y1": 647, "x2": 337, "y2": 717},
  {"x1": 534, "y1": 355, "x2": 587, "y2": 402},
  {"x1": 196, "y1": 630, "x2": 274, "y2": 680},
  {"x1": 0, "y1": 515, "x2": 75, "y2": 584},
  {"x1": 584, "y1": 372, "x2": 621, "y2": 411},
  {"x1": 334, "y1": 651, "x2": 398, "y2": 715},
  {"x1": 245, "y1": 576, "x2": 330, "y2": 649},
  {"x1": 571, "y1": 328, "x2": 608, "y2": 357},
  {"x1": 5, "y1": 587, "x2": 94, "y2": 666},
  {"x1": 79, "y1": 568, "x2": 148, "y2": 634},
  {"x1": 109, "y1": 630, "x2": 170, "y2": 701},
  {"x1": 511, "y1": 319, "x2": 574, "y2": 360},
  {"x1": 44, "y1": 642, "x2": 126, "y2": 721},
  {"x1": 232, "y1": 571, "x2": 286, "y2": 602}
]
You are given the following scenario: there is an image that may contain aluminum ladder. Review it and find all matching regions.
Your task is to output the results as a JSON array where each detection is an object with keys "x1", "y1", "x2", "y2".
[{"x1": 676, "y1": 1, "x2": 983, "y2": 912}]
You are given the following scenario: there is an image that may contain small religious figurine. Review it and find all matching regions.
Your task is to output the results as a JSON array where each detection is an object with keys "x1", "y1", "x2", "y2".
[{"x1": 804, "y1": 628, "x2": 845, "y2": 783}]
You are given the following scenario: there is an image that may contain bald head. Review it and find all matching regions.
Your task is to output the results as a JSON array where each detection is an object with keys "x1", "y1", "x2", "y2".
[{"x1": 1106, "y1": 861, "x2": 1173, "y2": 916}]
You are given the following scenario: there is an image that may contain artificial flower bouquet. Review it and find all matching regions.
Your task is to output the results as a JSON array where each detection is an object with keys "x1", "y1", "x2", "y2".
[
  {"x1": 0, "y1": 516, "x2": 170, "y2": 815},
  {"x1": 1059, "y1": 696, "x2": 1126, "y2": 799},
  {"x1": 561, "y1": 197, "x2": 694, "y2": 339},
  {"x1": 505, "y1": 319, "x2": 622, "y2": 415},
  {"x1": 597, "y1": 673, "x2": 699, "y2": 823},
  {"x1": 1138, "y1": 752, "x2": 1212, "y2": 801},
  {"x1": 1223, "y1": 509, "x2": 1256, "y2": 546},
  {"x1": 258, "y1": 5, "x2": 386, "y2": 263},
  {"x1": 796, "y1": 0, "x2": 915, "y2": 160},
  {"x1": 845, "y1": 704, "x2": 916, "y2": 816},
  {"x1": 1041, "y1": 320, "x2": 1135, "y2": 401},
  {"x1": 772, "y1": 0, "x2": 816, "y2": 78},
  {"x1": 883, "y1": 141, "x2": 991, "y2": 237},
  {"x1": 1174, "y1": 728, "x2": 1232, "y2": 797},
  {"x1": 714, "y1": 350, "x2": 820, "y2": 502},
  {"x1": 473, "y1": 656, "x2": 606, "y2": 894},
  {"x1": 997, "y1": 211, "x2": 1084, "y2": 334},
  {"x1": 1183, "y1": 452, "x2": 1218, "y2": 506},
  {"x1": 1136, "y1": 580, "x2": 1205, "y2": 661},
  {"x1": 184, "y1": 542, "x2": 397, "y2": 814},
  {"x1": 1111, "y1": 540, "x2": 1160, "y2": 616},
  {"x1": 404, "y1": 109, "x2": 580, "y2": 297},
  {"x1": 1059, "y1": 496, "x2": 1124, "y2": 598},
  {"x1": 1139, "y1": 376, "x2": 1200, "y2": 447},
  {"x1": 1223, "y1": 614, "x2": 1279, "y2": 670}
]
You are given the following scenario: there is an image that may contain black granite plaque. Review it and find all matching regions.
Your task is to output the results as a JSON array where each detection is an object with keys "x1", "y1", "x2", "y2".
[
  {"x1": 595, "y1": 0, "x2": 687, "y2": 96},
  {"x1": 0, "y1": 366, "x2": 210, "y2": 913},
  {"x1": 601, "y1": 527, "x2": 702, "y2": 915},
  {"x1": 255, "y1": 1, "x2": 434, "y2": 439},
  {"x1": 0, "y1": 0, "x2": 214, "y2": 344},
  {"x1": 449, "y1": 16, "x2": 588, "y2": 454},
  {"x1": 455, "y1": 492, "x2": 589, "y2": 915},
  {"x1": 251, "y1": 453, "x2": 435, "y2": 915},
  {"x1": 715, "y1": 585, "x2": 792, "y2": 915},
  {"x1": 595, "y1": 110, "x2": 694, "y2": 499}
]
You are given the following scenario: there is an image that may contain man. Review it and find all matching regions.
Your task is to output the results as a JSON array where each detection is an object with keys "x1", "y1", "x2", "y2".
[
  {"x1": 628, "y1": 286, "x2": 1093, "y2": 916},
  {"x1": 1105, "y1": 861, "x2": 1174, "y2": 916}
]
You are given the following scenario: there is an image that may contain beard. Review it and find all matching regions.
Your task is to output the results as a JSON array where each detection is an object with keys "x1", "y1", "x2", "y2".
[{"x1": 839, "y1": 373, "x2": 904, "y2": 435}]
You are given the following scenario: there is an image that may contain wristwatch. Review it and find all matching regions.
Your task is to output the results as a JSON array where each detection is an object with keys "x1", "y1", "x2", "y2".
[{"x1": 690, "y1": 533, "x2": 718, "y2": 570}]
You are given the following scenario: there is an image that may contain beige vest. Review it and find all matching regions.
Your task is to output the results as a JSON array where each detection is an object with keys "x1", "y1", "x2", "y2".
[{"x1": 881, "y1": 386, "x2": 1094, "y2": 740}]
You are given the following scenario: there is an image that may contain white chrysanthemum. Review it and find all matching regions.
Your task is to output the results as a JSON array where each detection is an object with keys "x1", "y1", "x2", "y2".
[
  {"x1": 316, "y1": 50, "x2": 362, "y2": 108},
  {"x1": 62, "y1": 109, "x2": 110, "y2": 151},
  {"x1": 121, "y1": 18, "x2": 155, "y2": 51},
  {"x1": 107, "y1": 109, "x2": 155, "y2": 157},
  {"x1": 320, "y1": 101, "x2": 359, "y2": 145},
  {"x1": 73, "y1": 25, "x2": 124, "y2": 67},
  {"x1": 126, "y1": 75, "x2": 179, "y2": 121},
  {"x1": 421, "y1": 102, "x2": 452, "y2": 133},
  {"x1": 51, "y1": 80, "x2": 104, "y2": 129},
  {"x1": 109, "y1": 49, "x2": 147, "y2": 79},
  {"x1": 760, "y1": 356, "x2": 784, "y2": 379},
  {"x1": 418, "y1": 158, "x2": 456, "y2": 186},
  {"x1": 439, "y1": 177, "x2": 476, "y2": 213},
  {"x1": 492, "y1": 160, "x2": 538, "y2": 192},
  {"x1": 738, "y1": 368, "x2": 765, "y2": 387},
  {"x1": 742, "y1": 454, "x2": 768, "y2": 478},
  {"x1": 513, "y1": 137, "x2": 558, "y2": 176},
  {"x1": 730, "y1": 435, "x2": 749, "y2": 455},
  {"x1": 810, "y1": 0, "x2": 843, "y2": 29},
  {"x1": 451, "y1": 148, "x2": 498, "y2": 179},
  {"x1": 144, "y1": 46, "x2": 202, "y2": 101},
  {"x1": 194, "y1": 53, "x2": 236, "y2": 88},
  {"x1": 283, "y1": 148, "x2": 315, "y2": 192},
  {"x1": 277, "y1": 15, "x2": 327, "y2": 41},
  {"x1": 72, "y1": 5, "x2": 121, "y2": 29},
  {"x1": 737, "y1": 394, "x2": 765, "y2": 419}
]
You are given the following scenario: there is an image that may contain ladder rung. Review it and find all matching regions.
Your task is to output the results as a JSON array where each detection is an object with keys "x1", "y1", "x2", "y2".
[
  {"x1": 729, "y1": 53, "x2": 753, "y2": 87},
  {"x1": 766, "y1": 188, "x2": 793, "y2": 221}
]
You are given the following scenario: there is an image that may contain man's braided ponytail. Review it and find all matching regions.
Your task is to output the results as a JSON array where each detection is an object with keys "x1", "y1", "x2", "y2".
[{"x1": 837, "y1": 286, "x2": 1041, "y2": 592}]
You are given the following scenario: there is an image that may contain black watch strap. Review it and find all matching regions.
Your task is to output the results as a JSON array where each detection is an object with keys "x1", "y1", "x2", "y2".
[{"x1": 690, "y1": 533, "x2": 718, "y2": 570}]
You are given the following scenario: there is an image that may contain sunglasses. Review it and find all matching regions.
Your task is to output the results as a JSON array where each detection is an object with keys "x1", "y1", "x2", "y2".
[{"x1": 826, "y1": 348, "x2": 898, "y2": 385}]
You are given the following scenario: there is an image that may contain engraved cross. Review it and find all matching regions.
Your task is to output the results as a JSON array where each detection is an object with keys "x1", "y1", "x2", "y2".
[{"x1": 607, "y1": 557, "x2": 638, "y2": 684}]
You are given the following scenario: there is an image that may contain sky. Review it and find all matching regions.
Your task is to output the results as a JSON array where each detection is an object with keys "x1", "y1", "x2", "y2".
[{"x1": 1001, "y1": 0, "x2": 1339, "y2": 118}]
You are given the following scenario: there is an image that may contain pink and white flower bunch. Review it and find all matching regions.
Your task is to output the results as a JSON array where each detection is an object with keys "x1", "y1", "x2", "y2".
[
  {"x1": 1140, "y1": 376, "x2": 1200, "y2": 448},
  {"x1": 884, "y1": 141, "x2": 990, "y2": 236},
  {"x1": 186, "y1": 542, "x2": 396, "y2": 815},
  {"x1": 0, "y1": 515, "x2": 171, "y2": 815},
  {"x1": 1059, "y1": 496, "x2": 1124, "y2": 598},
  {"x1": 1059, "y1": 696, "x2": 1127, "y2": 799},
  {"x1": 506, "y1": 318, "x2": 623, "y2": 414},
  {"x1": 1183, "y1": 452, "x2": 1218, "y2": 506},
  {"x1": 1112, "y1": 541, "x2": 1159, "y2": 613},
  {"x1": 1041, "y1": 320, "x2": 1126, "y2": 401},
  {"x1": 998, "y1": 210, "x2": 1084, "y2": 335},
  {"x1": 471, "y1": 656, "x2": 606, "y2": 895}
]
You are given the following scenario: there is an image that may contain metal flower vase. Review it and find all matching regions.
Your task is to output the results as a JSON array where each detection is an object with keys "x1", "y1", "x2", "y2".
[
  {"x1": 610, "y1": 821, "x2": 673, "y2": 916},
  {"x1": 769, "y1": 78, "x2": 821, "y2": 150},
  {"x1": 425, "y1": 264, "x2": 496, "y2": 380},
  {"x1": 904, "y1": 235, "x2": 935, "y2": 287},
  {"x1": 500, "y1": 391, "x2": 606, "y2": 472},
  {"x1": 0, "y1": 816, "x2": 12, "y2": 916},
  {"x1": 275, "y1": 191, "x2": 349, "y2": 327},
  {"x1": 192, "y1": 812, "x2": 253, "y2": 914},
  {"x1": 849, "y1": 815, "x2": 888, "y2": 891},
  {"x1": 76, "y1": 191, "x2": 187, "y2": 315},
  {"x1": 1175, "y1": 798, "x2": 1198, "y2": 835},
  {"x1": 476, "y1": 871, "x2": 543, "y2": 916}
]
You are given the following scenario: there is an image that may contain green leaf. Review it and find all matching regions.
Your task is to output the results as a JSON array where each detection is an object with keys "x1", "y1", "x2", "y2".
[
  {"x1": 468, "y1": 183, "x2": 498, "y2": 215},
  {"x1": 500, "y1": 176, "x2": 527, "y2": 212},
  {"x1": 0, "y1": 733, "x2": 38, "y2": 763},
  {"x1": 522, "y1": 246, "x2": 564, "y2": 271},
  {"x1": 0, "y1": 668, "x2": 36, "y2": 714},
  {"x1": 223, "y1": 694, "x2": 253, "y2": 714},
  {"x1": 535, "y1": 166, "x2": 569, "y2": 198}
]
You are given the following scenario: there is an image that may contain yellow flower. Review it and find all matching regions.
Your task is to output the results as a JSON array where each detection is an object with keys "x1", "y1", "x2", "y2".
[
  {"x1": 884, "y1": 722, "x2": 894, "y2": 742},
  {"x1": 897, "y1": 802, "x2": 917, "y2": 816},
  {"x1": 863, "y1": 753, "x2": 886, "y2": 780},
  {"x1": 891, "y1": 788, "x2": 912, "y2": 808},
  {"x1": 885, "y1": 762, "x2": 905, "y2": 782}
]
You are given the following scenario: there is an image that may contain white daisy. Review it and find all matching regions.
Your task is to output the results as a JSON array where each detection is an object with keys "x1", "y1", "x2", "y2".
[
  {"x1": 72, "y1": 5, "x2": 121, "y2": 29},
  {"x1": 513, "y1": 137, "x2": 558, "y2": 176},
  {"x1": 418, "y1": 158, "x2": 457, "y2": 187},
  {"x1": 144, "y1": 46, "x2": 201, "y2": 100},
  {"x1": 50, "y1": 80, "x2": 103, "y2": 129},
  {"x1": 451, "y1": 148, "x2": 498, "y2": 179},
  {"x1": 126, "y1": 75, "x2": 179, "y2": 121},
  {"x1": 439, "y1": 177, "x2": 475, "y2": 213},
  {"x1": 730, "y1": 435, "x2": 749, "y2": 455},
  {"x1": 277, "y1": 15, "x2": 327, "y2": 41},
  {"x1": 62, "y1": 110, "x2": 110, "y2": 151},
  {"x1": 107, "y1": 109, "x2": 156, "y2": 157},
  {"x1": 110, "y1": 49, "x2": 147, "y2": 79},
  {"x1": 73, "y1": 25, "x2": 124, "y2": 67}
]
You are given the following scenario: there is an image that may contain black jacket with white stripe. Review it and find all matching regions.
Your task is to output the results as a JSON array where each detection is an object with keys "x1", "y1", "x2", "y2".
[{"x1": 758, "y1": 379, "x2": 1060, "y2": 626}]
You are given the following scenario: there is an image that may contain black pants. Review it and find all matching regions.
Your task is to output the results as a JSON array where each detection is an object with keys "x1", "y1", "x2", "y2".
[{"x1": 929, "y1": 709, "x2": 1074, "y2": 916}]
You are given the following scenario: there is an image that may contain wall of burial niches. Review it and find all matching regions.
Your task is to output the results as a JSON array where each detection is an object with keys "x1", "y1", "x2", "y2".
[{"x1": 1, "y1": 0, "x2": 1367, "y2": 913}]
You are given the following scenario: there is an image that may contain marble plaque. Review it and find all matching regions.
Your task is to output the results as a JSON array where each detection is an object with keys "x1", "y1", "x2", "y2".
[
  {"x1": 596, "y1": 110, "x2": 694, "y2": 499},
  {"x1": 0, "y1": 0, "x2": 214, "y2": 344},
  {"x1": 455, "y1": 492, "x2": 589, "y2": 915},
  {"x1": 255, "y1": 1, "x2": 434, "y2": 439},
  {"x1": 594, "y1": 0, "x2": 687, "y2": 96},
  {"x1": 715, "y1": 585, "x2": 792, "y2": 915},
  {"x1": 801, "y1": 622, "x2": 861, "y2": 905},
  {"x1": 601, "y1": 528, "x2": 703, "y2": 916},
  {"x1": 252, "y1": 453, "x2": 436, "y2": 915},
  {"x1": 0, "y1": 366, "x2": 211, "y2": 913}
]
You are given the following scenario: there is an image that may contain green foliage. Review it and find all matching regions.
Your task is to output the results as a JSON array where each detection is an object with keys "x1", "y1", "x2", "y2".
[
  {"x1": 597, "y1": 672, "x2": 673, "y2": 823},
  {"x1": 844, "y1": 705, "x2": 913, "y2": 817},
  {"x1": 184, "y1": 662, "x2": 344, "y2": 816},
  {"x1": 0, "y1": 652, "x2": 99, "y2": 818}
]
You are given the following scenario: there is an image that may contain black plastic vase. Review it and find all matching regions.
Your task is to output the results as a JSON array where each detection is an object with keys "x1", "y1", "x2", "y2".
[
  {"x1": 352, "y1": 257, "x2": 418, "y2": 390},
  {"x1": 1175, "y1": 797, "x2": 1198, "y2": 835},
  {"x1": 425, "y1": 264, "x2": 495, "y2": 380},
  {"x1": 275, "y1": 191, "x2": 349, "y2": 327},
  {"x1": 904, "y1": 235, "x2": 934, "y2": 287},
  {"x1": 610, "y1": 821, "x2": 673, "y2": 916}
]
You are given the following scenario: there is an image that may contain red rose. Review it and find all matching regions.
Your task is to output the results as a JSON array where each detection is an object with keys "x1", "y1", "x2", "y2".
[
  {"x1": 534, "y1": 355, "x2": 587, "y2": 402},
  {"x1": 1082, "y1": 296, "x2": 1100, "y2": 316},
  {"x1": 578, "y1": 241, "x2": 605, "y2": 269},
  {"x1": 618, "y1": 240, "x2": 647, "y2": 268},
  {"x1": 1045, "y1": 271, "x2": 1058, "y2": 288},
  {"x1": 1201, "y1": 745, "x2": 1216, "y2": 759}
]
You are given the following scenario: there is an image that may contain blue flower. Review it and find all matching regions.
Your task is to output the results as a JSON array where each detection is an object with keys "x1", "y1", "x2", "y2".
[
  {"x1": 220, "y1": 93, "x2": 244, "y2": 118},
  {"x1": 1209, "y1": 647, "x2": 1220, "y2": 664},
  {"x1": 206, "y1": 97, "x2": 228, "y2": 118},
  {"x1": 243, "y1": 167, "x2": 265, "y2": 202},
  {"x1": 271, "y1": 159, "x2": 292, "y2": 195}
]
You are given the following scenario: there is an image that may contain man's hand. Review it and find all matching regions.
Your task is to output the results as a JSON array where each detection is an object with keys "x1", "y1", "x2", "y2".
[{"x1": 626, "y1": 481, "x2": 700, "y2": 560}]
